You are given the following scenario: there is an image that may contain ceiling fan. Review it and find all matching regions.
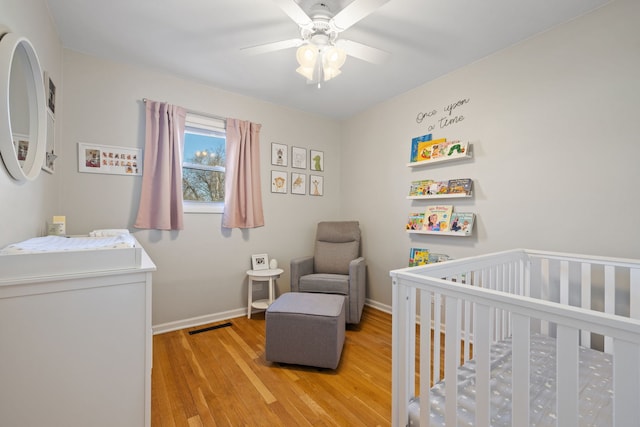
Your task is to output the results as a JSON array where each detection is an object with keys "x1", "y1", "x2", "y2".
[{"x1": 242, "y1": 0, "x2": 391, "y2": 85}]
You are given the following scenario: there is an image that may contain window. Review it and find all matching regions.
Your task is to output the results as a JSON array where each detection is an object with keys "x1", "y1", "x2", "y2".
[{"x1": 182, "y1": 113, "x2": 226, "y2": 213}]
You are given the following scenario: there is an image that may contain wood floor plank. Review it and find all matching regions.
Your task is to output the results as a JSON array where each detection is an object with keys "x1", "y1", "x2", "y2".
[{"x1": 152, "y1": 306, "x2": 393, "y2": 426}]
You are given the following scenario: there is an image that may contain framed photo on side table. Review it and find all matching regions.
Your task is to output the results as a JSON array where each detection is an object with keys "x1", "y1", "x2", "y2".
[{"x1": 251, "y1": 254, "x2": 269, "y2": 271}]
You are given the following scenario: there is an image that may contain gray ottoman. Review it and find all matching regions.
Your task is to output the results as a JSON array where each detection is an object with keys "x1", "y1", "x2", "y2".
[{"x1": 265, "y1": 292, "x2": 346, "y2": 369}]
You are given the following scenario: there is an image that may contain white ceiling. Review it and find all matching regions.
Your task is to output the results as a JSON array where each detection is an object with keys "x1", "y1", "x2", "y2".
[{"x1": 45, "y1": 0, "x2": 609, "y2": 119}]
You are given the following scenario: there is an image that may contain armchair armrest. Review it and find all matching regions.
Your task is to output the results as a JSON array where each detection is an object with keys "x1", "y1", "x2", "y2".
[
  {"x1": 348, "y1": 257, "x2": 366, "y2": 323},
  {"x1": 290, "y1": 256, "x2": 314, "y2": 292}
]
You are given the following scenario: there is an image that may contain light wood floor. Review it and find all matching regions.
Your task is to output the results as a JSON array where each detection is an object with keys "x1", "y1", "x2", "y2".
[{"x1": 151, "y1": 306, "x2": 394, "y2": 426}]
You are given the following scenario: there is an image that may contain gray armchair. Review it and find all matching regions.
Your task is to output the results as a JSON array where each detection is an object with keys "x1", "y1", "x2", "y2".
[{"x1": 290, "y1": 221, "x2": 366, "y2": 324}]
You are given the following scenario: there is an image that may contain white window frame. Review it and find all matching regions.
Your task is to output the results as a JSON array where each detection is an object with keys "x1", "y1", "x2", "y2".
[{"x1": 182, "y1": 113, "x2": 226, "y2": 214}]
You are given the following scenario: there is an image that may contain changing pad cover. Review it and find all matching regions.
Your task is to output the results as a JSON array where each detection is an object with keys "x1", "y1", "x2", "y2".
[{"x1": 0, "y1": 234, "x2": 137, "y2": 254}]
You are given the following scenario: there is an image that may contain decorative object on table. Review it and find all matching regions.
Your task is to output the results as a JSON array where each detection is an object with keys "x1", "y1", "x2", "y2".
[
  {"x1": 271, "y1": 170, "x2": 287, "y2": 193},
  {"x1": 47, "y1": 215, "x2": 66, "y2": 236},
  {"x1": 310, "y1": 149, "x2": 324, "y2": 171},
  {"x1": 291, "y1": 146, "x2": 306, "y2": 169},
  {"x1": 271, "y1": 142, "x2": 288, "y2": 166},
  {"x1": 309, "y1": 174, "x2": 323, "y2": 196},
  {"x1": 77, "y1": 142, "x2": 142, "y2": 176},
  {"x1": 291, "y1": 172, "x2": 306, "y2": 195},
  {"x1": 269, "y1": 258, "x2": 278, "y2": 269},
  {"x1": 251, "y1": 253, "x2": 269, "y2": 271}
]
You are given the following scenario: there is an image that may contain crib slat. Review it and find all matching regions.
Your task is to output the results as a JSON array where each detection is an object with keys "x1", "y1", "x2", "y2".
[
  {"x1": 433, "y1": 293, "x2": 442, "y2": 383},
  {"x1": 444, "y1": 296, "x2": 461, "y2": 427},
  {"x1": 475, "y1": 303, "x2": 491, "y2": 427},
  {"x1": 581, "y1": 263, "x2": 591, "y2": 347},
  {"x1": 613, "y1": 338, "x2": 640, "y2": 426},
  {"x1": 560, "y1": 260, "x2": 569, "y2": 306},
  {"x1": 605, "y1": 265, "x2": 615, "y2": 353},
  {"x1": 540, "y1": 258, "x2": 550, "y2": 335},
  {"x1": 391, "y1": 280, "x2": 413, "y2": 427},
  {"x1": 630, "y1": 268, "x2": 640, "y2": 320},
  {"x1": 419, "y1": 289, "x2": 432, "y2": 427},
  {"x1": 557, "y1": 325, "x2": 579, "y2": 427},
  {"x1": 512, "y1": 313, "x2": 530, "y2": 427}
]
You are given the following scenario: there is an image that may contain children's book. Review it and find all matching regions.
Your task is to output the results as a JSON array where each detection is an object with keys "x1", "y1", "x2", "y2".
[
  {"x1": 447, "y1": 178, "x2": 473, "y2": 195},
  {"x1": 424, "y1": 205, "x2": 453, "y2": 231},
  {"x1": 445, "y1": 141, "x2": 469, "y2": 158},
  {"x1": 406, "y1": 212, "x2": 425, "y2": 231},
  {"x1": 409, "y1": 133, "x2": 432, "y2": 163},
  {"x1": 449, "y1": 212, "x2": 475, "y2": 235},
  {"x1": 416, "y1": 138, "x2": 446, "y2": 162},
  {"x1": 429, "y1": 140, "x2": 451, "y2": 160},
  {"x1": 408, "y1": 179, "x2": 433, "y2": 197},
  {"x1": 426, "y1": 180, "x2": 449, "y2": 195},
  {"x1": 428, "y1": 253, "x2": 451, "y2": 263},
  {"x1": 409, "y1": 248, "x2": 429, "y2": 267}
]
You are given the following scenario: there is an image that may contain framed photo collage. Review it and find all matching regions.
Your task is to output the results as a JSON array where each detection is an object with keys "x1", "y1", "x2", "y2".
[{"x1": 270, "y1": 143, "x2": 324, "y2": 196}]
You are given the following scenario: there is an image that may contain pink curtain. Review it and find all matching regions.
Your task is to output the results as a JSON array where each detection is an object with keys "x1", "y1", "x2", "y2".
[
  {"x1": 222, "y1": 118, "x2": 265, "y2": 228},
  {"x1": 134, "y1": 100, "x2": 187, "y2": 230}
]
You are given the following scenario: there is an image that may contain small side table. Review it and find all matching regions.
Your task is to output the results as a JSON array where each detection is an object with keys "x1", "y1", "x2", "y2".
[{"x1": 246, "y1": 268, "x2": 283, "y2": 318}]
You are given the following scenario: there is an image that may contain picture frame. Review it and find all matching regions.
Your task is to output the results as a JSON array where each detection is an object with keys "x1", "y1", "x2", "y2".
[
  {"x1": 12, "y1": 134, "x2": 29, "y2": 166},
  {"x1": 271, "y1": 142, "x2": 288, "y2": 167},
  {"x1": 310, "y1": 174, "x2": 324, "y2": 196},
  {"x1": 44, "y1": 71, "x2": 56, "y2": 117},
  {"x1": 310, "y1": 149, "x2": 324, "y2": 171},
  {"x1": 291, "y1": 146, "x2": 307, "y2": 169},
  {"x1": 78, "y1": 142, "x2": 142, "y2": 176},
  {"x1": 42, "y1": 110, "x2": 55, "y2": 173},
  {"x1": 251, "y1": 253, "x2": 269, "y2": 271},
  {"x1": 291, "y1": 172, "x2": 306, "y2": 195},
  {"x1": 271, "y1": 170, "x2": 287, "y2": 193}
]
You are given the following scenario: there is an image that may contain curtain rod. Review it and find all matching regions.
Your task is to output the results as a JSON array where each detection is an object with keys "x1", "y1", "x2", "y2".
[{"x1": 142, "y1": 98, "x2": 227, "y2": 123}]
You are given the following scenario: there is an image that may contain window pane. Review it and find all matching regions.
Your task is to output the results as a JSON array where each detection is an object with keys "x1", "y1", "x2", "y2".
[{"x1": 182, "y1": 129, "x2": 225, "y2": 203}]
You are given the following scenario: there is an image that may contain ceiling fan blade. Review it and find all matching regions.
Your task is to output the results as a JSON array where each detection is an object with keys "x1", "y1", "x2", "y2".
[
  {"x1": 331, "y1": 0, "x2": 391, "y2": 31},
  {"x1": 241, "y1": 38, "x2": 304, "y2": 55},
  {"x1": 272, "y1": 0, "x2": 312, "y2": 27},
  {"x1": 337, "y1": 39, "x2": 389, "y2": 64}
]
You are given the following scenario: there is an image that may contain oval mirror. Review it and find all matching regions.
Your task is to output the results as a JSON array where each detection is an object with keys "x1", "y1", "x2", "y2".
[{"x1": 0, "y1": 32, "x2": 46, "y2": 182}]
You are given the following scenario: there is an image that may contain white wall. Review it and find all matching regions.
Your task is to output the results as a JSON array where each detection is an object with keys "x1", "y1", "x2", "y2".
[
  {"x1": 0, "y1": 0, "x2": 62, "y2": 245},
  {"x1": 3, "y1": 0, "x2": 639, "y2": 328},
  {"x1": 59, "y1": 51, "x2": 342, "y2": 326},
  {"x1": 341, "y1": 0, "x2": 640, "y2": 306}
]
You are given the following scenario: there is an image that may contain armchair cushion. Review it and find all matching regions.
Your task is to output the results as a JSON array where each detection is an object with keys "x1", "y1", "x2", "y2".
[
  {"x1": 299, "y1": 273, "x2": 349, "y2": 295},
  {"x1": 314, "y1": 241, "x2": 359, "y2": 275}
]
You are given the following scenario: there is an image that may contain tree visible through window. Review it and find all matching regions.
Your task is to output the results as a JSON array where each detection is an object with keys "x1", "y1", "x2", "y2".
[{"x1": 182, "y1": 114, "x2": 225, "y2": 212}]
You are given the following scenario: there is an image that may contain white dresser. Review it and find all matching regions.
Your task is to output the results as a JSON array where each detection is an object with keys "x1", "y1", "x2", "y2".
[{"x1": 0, "y1": 242, "x2": 155, "y2": 427}]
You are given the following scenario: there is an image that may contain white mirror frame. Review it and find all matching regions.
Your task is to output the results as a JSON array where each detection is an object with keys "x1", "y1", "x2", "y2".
[{"x1": 0, "y1": 32, "x2": 46, "y2": 182}]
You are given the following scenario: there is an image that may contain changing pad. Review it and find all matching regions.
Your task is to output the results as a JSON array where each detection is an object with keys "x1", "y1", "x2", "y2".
[{"x1": 1, "y1": 234, "x2": 136, "y2": 255}]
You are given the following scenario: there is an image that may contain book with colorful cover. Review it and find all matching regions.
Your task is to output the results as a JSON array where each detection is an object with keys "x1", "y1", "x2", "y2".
[
  {"x1": 406, "y1": 212, "x2": 425, "y2": 231},
  {"x1": 409, "y1": 247, "x2": 429, "y2": 267},
  {"x1": 416, "y1": 138, "x2": 447, "y2": 162},
  {"x1": 445, "y1": 141, "x2": 469, "y2": 158},
  {"x1": 429, "y1": 140, "x2": 451, "y2": 160},
  {"x1": 449, "y1": 212, "x2": 475, "y2": 235},
  {"x1": 424, "y1": 205, "x2": 453, "y2": 231},
  {"x1": 426, "y1": 180, "x2": 449, "y2": 196},
  {"x1": 408, "y1": 179, "x2": 433, "y2": 196},
  {"x1": 447, "y1": 178, "x2": 473, "y2": 195},
  {"x1": 409, "y1": 133, "x2": 432, "y2": 163}
]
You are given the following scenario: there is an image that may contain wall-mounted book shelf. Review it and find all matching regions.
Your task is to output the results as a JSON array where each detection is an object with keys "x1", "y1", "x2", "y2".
[
  {"x1": 407, "y1": 193, "x2": 472, "y2": 200},
  {"x1": 407, "y1": 229, "x2": 472, "y2": 237},
  {"x1": 406, "y1": 149, "x2": 472, "y2": 168}
]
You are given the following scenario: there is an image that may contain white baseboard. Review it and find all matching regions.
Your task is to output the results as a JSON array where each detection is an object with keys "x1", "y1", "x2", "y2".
[
  {"x1": 152, "y1": 307, "x2": 246, "y2": 335},
  {"x1": 153, "y1": 299, "x2": 391, "y2": 335}
]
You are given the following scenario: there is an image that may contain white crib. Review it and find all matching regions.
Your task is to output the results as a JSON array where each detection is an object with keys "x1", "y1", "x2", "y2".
[{"x1": 389, "y1": 249, "x2": 640, "y2": 427}]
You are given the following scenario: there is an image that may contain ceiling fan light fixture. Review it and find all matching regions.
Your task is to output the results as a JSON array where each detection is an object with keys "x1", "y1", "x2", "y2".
[
  {"x1": 296, "y1": 44, "x2": 318, "y2": 68},
  {"x1": 323, "y1": 46, "x2": 346, "y2": 69},
  {"x1": 296, "y1": 65, "x2": 316, "y2": 81}
]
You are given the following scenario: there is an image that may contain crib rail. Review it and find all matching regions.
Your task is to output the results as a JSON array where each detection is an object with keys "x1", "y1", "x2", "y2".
[{"x1": 390, "y1": 249, "x2": 640, "y2": 427}]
